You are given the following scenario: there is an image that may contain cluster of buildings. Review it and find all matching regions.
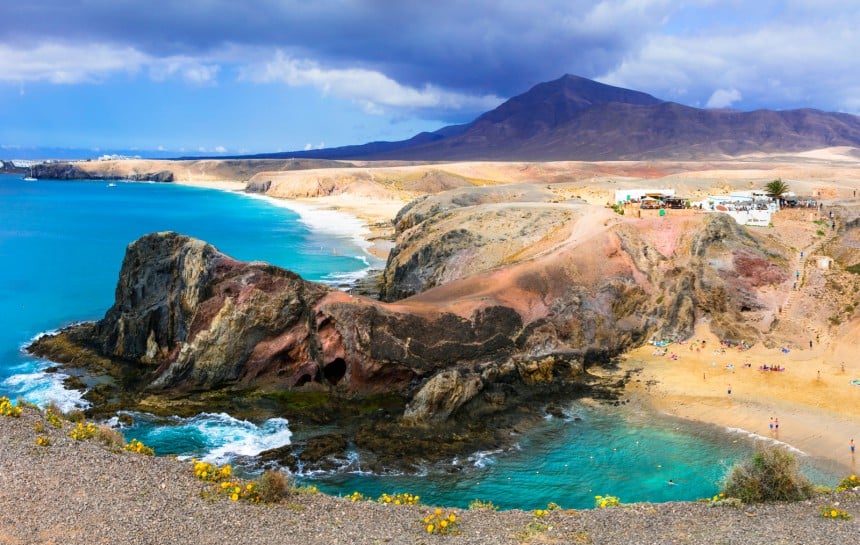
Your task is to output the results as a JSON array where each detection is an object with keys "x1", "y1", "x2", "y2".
[{"x1": 614, "y1": 188, "x2": 814, "y2": 227}]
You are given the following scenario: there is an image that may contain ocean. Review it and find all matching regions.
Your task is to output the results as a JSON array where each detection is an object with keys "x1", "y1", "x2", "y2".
[{"x1": 0, "y1": 173, "x2": 837, "y2": 509}]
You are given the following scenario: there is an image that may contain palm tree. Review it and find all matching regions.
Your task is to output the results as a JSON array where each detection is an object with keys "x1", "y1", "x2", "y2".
[{"x1": 765, "y1": 178, "x2": 789, "y2": 199}]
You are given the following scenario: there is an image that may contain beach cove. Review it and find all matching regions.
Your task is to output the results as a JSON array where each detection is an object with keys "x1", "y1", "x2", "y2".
[
  {"x1": 3, "y1": 162, "x2": 856, "y2": 516},
  {"x1": 172, "y1": 172, "x2": 860, "y2": 483}
]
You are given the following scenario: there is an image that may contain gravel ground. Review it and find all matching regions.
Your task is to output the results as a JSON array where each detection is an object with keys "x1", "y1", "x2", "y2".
[{"x1": 1, "y1": 408, "x2": 858, "y2": 545}]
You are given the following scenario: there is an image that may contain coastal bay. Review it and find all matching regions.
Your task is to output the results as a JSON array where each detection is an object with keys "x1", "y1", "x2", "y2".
[{"x1": 7, "y1": 149, "x2": 860, "y2": 513}]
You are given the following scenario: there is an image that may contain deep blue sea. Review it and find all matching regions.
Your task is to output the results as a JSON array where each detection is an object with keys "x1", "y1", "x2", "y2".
[{"x1": 0, "y1": 173, "x2": 838, "y2": 510}]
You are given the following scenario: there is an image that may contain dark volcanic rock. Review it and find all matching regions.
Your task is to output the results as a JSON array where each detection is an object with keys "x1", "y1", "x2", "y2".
[
  {"x1": 261, "y1": 74, "x2": 860, "y2": 161},
  {"x1": 27, "y1": 211, "x2": 791, "y2": 469},
  {"x1": 31, "y1": 163, "x2": 174, "y2": 182}
]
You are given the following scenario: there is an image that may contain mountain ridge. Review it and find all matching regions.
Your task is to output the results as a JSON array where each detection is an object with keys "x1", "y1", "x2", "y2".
[{"x1": 215, "y1": 74, "x2": 860, "y2": 162}]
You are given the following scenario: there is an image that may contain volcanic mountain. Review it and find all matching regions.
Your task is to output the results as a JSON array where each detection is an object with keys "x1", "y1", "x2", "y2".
[{"x1": 243, "y1": 74, "x2": 860, "y2": 161}]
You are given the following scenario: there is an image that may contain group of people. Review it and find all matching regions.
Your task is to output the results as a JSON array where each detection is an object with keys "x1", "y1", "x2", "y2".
[{"x1": 768, "y1": 417, "x2": 780, "y2": 436}]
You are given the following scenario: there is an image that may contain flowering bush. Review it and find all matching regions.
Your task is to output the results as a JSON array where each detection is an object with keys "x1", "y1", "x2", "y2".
[
  {"x1": 533, "y1": 508, "x2": 549, "y2": 518},
  {"x1": 220, "y1": 480, "x2": 262, "y2": 503},
  {"x1": 68, "y1": 422, "x2": 98, "y2": 440},
  {"x1": 192, "y1": 460, "x2": 232, "y2": 482},
  {"x1": 45, "y1": 409, "x2": 63, "y2": 428},
  {"x1": 836, "y1": 474, "x2": 860, "y2": 492},
  {"x1": 468, "y1": 499, "x2": 498, "y2": 511},
  {"x1": 594, "y1": 494, "x2": 620, "y2": 508},
  {"x1": 35, "y1": 435, "x2": 51, "y2": 447},
  {"x1": 0, "y1": 397, "x2": 22, "y2": 417},
  {"x1": 423, "y1": 508, "x2": 460, "y2": 535},
  {"x1": 347, "y1": 491, "x2": 368, "y2": 502},
  {"x1": 819, "y1": 504, "x2": 851, "y2": 520},
  {"x1": 123, "y1": 438, "x2": 155, "y2": 456},
  {"x1": 378, "y1": 492, "x2": 420, "y2": 506}
]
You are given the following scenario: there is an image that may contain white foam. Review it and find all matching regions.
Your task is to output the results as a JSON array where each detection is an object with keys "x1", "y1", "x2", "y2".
[
  {"x1": 243, "y1": 192, "x2": 374, "y2": 253},
  {"x1": 724, "y1": 426, "x2": 806, "y2": 456},
  {"x1": 467, "y1": 448, "x2": 504, "y2": 468},
  {"x1": 1, "y1": 370, "x2": 89, "y2": 412},
  {"x1": 171, "y1": 412, "x2": 292, "y2": 464}
]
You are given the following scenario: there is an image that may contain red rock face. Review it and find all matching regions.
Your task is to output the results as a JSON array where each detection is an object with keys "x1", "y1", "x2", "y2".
[{"x1": 35, "y1": 210, "x2": 791, "y2": 422}]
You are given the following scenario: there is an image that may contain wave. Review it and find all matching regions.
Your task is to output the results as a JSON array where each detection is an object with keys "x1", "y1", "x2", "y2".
[
  {"x1": 724, "y1": 426, "x2": 806, "y2": 456},
  {"x1": 1, "y1": 370, "x2": 88, "y2": 412},
  {"x1": 243, "y1": 193, "x2": 374, "y2": 254},
  {"x1": 130, "y1": 412, "x2": 292, "y2": 464},
  {"x1": 320, "y1": 266, "x2": 374, "y2": 287}
]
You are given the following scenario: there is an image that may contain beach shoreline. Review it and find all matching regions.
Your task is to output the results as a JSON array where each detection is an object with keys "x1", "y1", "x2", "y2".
[
  {"x1": 172, "y1": 177, "x2": 860, "y2": 478},
  {"x1": 617, "y1": 324, "x2": 860, "y2": 476},
  {"x1": 172, "y1": 178, "x2": 397, "y2": 261}
]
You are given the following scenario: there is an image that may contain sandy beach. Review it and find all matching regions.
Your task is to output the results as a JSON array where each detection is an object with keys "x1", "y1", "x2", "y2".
[
  {"x1": 173, "y1": 178, "x2": 399, "y2": 260},
  {"x1": 169, "y1": 157, "x2": 860, "y2": 477},
  {"x1": 619, "y1": 324, "x2": 860, "y2": 476}
]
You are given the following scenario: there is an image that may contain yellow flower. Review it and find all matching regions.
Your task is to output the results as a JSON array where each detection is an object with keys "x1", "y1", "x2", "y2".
[
  {"x1": 435, "y1": 508, "x2": 442, "y2": 515},
  {"x1": 440, "y1": 520, "x2": 448, "y2": 528},
  {"x1": 221, "y1": 482, "x2": 229, "y2": 489},
  {"x1": 831, "y1": 509, "x2": 838, "y2": 518},
  {"x1": 426, "y1": 524, "x2": 434, "y2": 533},
  {"x1": 231, "y1": 493, "x2": 239, "y2": 501},
  {"x1": 448, "y1": 514, "x2": 456, "y2": 522}
]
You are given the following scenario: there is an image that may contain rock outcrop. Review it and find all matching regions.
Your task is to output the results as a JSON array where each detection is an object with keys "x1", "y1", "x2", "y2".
[
  {"x1": 32, "y1": 204, "x2": 788, "y2": 428},
  {"x1": 32, "y1": 162, "x2": 174, "y2": 182},
  {"x1": 27, "y1": 201, "x2": 794, "y2": 470}
]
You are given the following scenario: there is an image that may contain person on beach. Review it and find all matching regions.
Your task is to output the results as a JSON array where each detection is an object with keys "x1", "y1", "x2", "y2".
[
  {"x1": 851, "y1": 438, "x2": 856, "y2": 455},
  {"x1": 774, "y1": 418, "x2": 779, "y2": 435},
  {"x1": 727, "y1": 383, "x2": 732, "y2": 396},
  {"x1": 769, "y1": 417, "x2": 774, "y2": 434},
  {"x1": 809, "y1": 340, "x2": 813, "y2": 349}
]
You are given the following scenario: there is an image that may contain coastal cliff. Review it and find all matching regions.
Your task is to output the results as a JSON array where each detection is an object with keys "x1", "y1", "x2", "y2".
[
  {"x1": 31, "y1": 162, "x2": 175, "y2": 182},
  {"x1": 28, "y1": 198, "x2": 793, "y2": 468},
  {"x1": 33, "y1": 207, "x2": 786, "y2": 410}
]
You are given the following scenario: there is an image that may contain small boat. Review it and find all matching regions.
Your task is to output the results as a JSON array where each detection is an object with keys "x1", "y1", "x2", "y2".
[
  {"x1": 107, "y1": 182, "x2": 117, "y2": 187},
  {"x1": 23, "y1": 176, "x2": 37, "y2": 182}
]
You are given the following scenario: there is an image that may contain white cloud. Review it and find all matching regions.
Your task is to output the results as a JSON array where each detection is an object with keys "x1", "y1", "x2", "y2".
[
  {"x1": 148, "y1": 57, "x2": 220, "y2": 86},
  {"x1": 706, "y1": 88, "x2": 742, "y2": 109},
  {"x1": 241, "y1": 51, "x2": 503, "y2": 115},
  {"x1": 0, "y1": 43, "x2": 148, "y2": 83},
  {"x1": 0, "y1": 42, "x2": 219, "y2": 86},
  {"x1": 214, "y1": 145, "x2": 227, "y2": 153},
  {"x1": 600, "y1": 12, "x2": 860, "y2": 113}
]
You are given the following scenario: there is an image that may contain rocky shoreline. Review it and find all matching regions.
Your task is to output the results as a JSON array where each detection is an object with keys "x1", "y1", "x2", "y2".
[{"x1": 2, "y1": 406, "x2": 858, "y2": 545}]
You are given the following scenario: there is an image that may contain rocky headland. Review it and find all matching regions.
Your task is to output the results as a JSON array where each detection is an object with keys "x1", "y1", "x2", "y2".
[{"x1": 29, "y1": 171, "x2": 809, "y2": 470}]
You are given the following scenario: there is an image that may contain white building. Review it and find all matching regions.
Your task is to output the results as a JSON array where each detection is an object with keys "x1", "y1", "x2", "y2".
[
  {"x1": 694, "y1": 191, "x2": 778, "y2": 227},
  {"x1": 614, "y1": 188, "x2": 675, "y2": 204}
]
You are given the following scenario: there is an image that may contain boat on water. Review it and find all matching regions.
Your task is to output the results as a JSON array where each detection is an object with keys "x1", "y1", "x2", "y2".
[
  {"x1": 23, "y1": 176, "x2": 37, "y2": 182},
  {"x1": 107, "y1": 182, "x2": 117, "y2": 187}
]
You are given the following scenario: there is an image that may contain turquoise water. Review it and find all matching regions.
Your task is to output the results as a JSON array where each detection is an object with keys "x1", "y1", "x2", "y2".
[{"x1": 0, "y1": 173, "x2": 837, "y2": 509}]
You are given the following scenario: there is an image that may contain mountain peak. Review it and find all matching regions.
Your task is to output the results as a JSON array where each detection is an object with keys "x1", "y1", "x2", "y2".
[{"x1": 468, "y1": 73, "x2": 663, "y2": 133}]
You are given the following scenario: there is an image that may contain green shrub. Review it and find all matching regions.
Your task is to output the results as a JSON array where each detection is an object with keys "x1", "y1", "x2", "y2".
[
  {"x1": 722, "y1": 447, "x2": 813, "y2": 503},
  {"x1": 97, "y1": 425, "x2": 126, "y2": 451},
  {"x1": 256, "y1": 470, "x2": 291, "y2": 503},
  {"x1": 468, "y1": 498, "x2": 499, "y2": 510}
]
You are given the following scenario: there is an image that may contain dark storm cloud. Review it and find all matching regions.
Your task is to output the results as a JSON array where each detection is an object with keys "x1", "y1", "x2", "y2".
[{"x1": 0, "y1": 0, "x2": 669, "y2": 96}]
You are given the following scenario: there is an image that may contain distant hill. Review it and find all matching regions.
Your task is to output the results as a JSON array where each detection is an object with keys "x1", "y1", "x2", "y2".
[{"x1": 247, "y1": 74, "x2": 860, "y2": 161}]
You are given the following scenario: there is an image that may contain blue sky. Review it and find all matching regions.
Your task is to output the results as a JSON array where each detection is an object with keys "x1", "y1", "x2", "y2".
[{"x1": 1, "y1": 1, "x2": 859, "y2": 159}]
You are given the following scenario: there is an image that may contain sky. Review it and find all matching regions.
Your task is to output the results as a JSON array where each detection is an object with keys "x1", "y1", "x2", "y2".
[{"x1": 1, "y1": 0, "x2": 859, "y2": 159}]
